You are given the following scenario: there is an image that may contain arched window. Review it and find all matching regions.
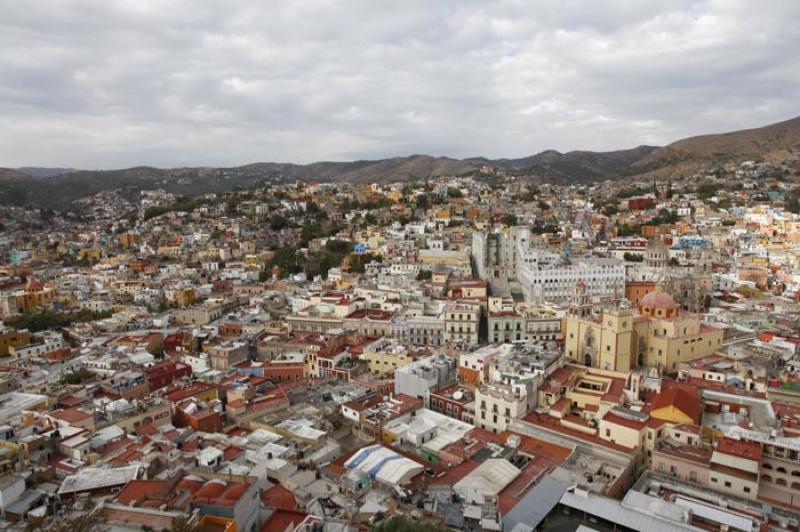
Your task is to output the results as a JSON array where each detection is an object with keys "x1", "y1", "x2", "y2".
[
  {"x1": 763, "y1": 463, "x2": 773, "y2": 470},
  {"x1": 776, "y1": 478, "x2": 788, "y2": 487},
  {"x1": 777, "y1": 467, "x2": 787, "y2": 474},
  {"x1": 762, "y1": 474, "x2": 772, "y2": 483},
  {"x1": 793, "y1": 482, "x2": 800, "y2": 490}
]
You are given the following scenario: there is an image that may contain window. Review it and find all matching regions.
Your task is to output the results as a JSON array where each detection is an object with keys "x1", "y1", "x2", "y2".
[
  {"x1": 724, "y1": 481, "x2": 731, "y2": 488},
  {"x1": 744, "y1": 486, "x2": 751, "y2": 493}
]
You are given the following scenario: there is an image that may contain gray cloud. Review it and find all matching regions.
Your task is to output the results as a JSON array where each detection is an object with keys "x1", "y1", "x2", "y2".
[{"x1": 1, "y1": 0, "x2": 798, "y2": 168}]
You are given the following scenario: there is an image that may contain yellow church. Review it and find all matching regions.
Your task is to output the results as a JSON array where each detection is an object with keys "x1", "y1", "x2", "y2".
[{"x1": 564, "y1": 283, "x2": 723, "y2": 373}]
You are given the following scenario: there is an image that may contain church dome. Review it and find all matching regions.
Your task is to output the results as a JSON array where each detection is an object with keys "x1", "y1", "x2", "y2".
[{"x1": 640, "y1": 291, "x2": 679, "y2": 310}]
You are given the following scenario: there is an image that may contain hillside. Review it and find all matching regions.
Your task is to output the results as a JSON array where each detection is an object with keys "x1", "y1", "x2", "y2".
[
  {"x1": 0, "y1": 168, "x2": 31, "y2": 180},
  {"x1": 2, "y1": 115, "x2": 799, "y2": 208},
  {"x1": 633, "y1": 116, "x2": 800, "y2": 176},
  {"x1": 16, "y1": 167, "x2": 79, "y2": 178}
]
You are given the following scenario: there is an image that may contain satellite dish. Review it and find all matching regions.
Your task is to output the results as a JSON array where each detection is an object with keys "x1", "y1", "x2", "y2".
[{"x1": 453, "y1": 391, "x2": 464, "y2": 401}]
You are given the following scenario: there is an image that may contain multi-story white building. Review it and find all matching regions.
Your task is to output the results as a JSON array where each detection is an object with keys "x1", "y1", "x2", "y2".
[
  {"x1": 471, "y1": 226, "x2": 527, "y2": 281},
  {"x1": 475, "y1": 380, "x2": 534, "y2": 433},
  {"x1": 517, "y1": 244, "x2": 625, "y2": 303},
  {"x1": 443, "y1": 301, "x2": 480, "y2": 345}
]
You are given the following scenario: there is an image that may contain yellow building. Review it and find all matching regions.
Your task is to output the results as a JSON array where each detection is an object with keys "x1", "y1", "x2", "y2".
[
  {"x1": 14, "y1": 279, "x2": 57, "y2": 312},
  {"x1": 79, "y1": 248, "x2": 103, "y2": 261},
  {"x1": 564, "y1": 284, "x2": 723, "y2": 373},
  {"x1": 635, "y1": 290, "x2": 723, "y2": 372},
  {"x1": 168, "y1": 288, "x2": 196, "y2": 307},
  {"x1": 362, "y1": 344, "x2": 413, "y2": 375},
  {"x1": 564, "y1": 282, "x2": 634, "y2": 372},
  {"x1": 117, "y1": 233, "x2": 139, "y2": 247},
  {"x1": 385, "y1": 190, "x2": 403, "y2": 203},
  {"x1": 0, "y1": 328, "x2": 31, "y2": 357}
]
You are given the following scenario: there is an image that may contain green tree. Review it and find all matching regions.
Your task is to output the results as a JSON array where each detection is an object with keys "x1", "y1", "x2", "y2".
[
  {"x1": 416, "y1": 270, "x2": 432, "y2": 281},
  {"x1": 785, "y1": 188, "x2": 800, "y2": 214},
  {"x1": 269, "y1": 213, "x2": 289, "y2": 231},
  {"x1": 349, "y1": 252, "x2": 381, "y2": 273},
  {"x1": 371, "y1": 515, "x2": 447, "y2": 532},
  {"x1": 5, "y1": 308, "x2": 72, "y2": 332},
  {"x1": 268, "y1": 246, "x2": 303, "y2": 275},
  {"x1": 447, "y1": 187, "x2": 463, "y2": 198},
  {"x1": 61, "y1": 368, "x2": 96, "y2": 385},
  {"x1": 503, "y1": 214, "x2": 518, "y2": 226},
  {"x1": 325, "y1": 239, "x2": 352, "y2": 254}
]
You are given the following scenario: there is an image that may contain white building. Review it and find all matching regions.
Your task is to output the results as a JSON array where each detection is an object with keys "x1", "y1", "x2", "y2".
[
  {"x1": 517, "y1": 246, "x2": 625, "y2": 303},
  {"x1": 453, "y1": 458, "x2": 521, "y2": 505},
  {"x1": 343, "y1": 444, "x2": 424, "y2": 487}
]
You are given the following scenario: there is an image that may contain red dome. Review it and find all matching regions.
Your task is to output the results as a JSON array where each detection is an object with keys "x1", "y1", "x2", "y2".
[
  {"x1": 25, "y1": 277, "x2": 43, "y2": 291},
  {"x1": 641, "y1": 291, "x2": 679, "y2": 310},
  {"x1": 193, "y1": 479, "x2": 227, "y2": 499},
  {"x1": 221, "y1": 483, "x2": 248, "y2": 501},
  {"x1": 177, "y1": 478, "x2": 204, "y2": 493}
]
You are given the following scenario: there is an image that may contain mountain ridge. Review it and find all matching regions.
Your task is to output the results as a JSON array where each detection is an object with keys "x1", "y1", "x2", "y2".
[{"x1": 2, "y1": 116, "x2": 798, "y2": 207}]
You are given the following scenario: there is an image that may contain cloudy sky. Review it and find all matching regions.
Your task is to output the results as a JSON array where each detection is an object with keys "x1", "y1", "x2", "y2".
[{"x1": 1, "y1": 0, "x2": 799, "y2": 169}]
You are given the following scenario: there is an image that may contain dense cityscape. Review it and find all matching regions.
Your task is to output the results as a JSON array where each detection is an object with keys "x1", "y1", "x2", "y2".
[
  {"x1": 4, "y1": 1, "x2": 800, "y2": 531},
  {"x1": 0, "y1": 149, "x2": 799, "y2": 531}
]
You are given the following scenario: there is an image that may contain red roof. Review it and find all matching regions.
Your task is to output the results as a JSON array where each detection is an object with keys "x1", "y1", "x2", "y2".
[
  {"x1": 261, "y1": 484, "x2": 297, "y2": 510},
  {"x1": 49, "y1": 408, "x2": 93, "y2": 423},
  {"x1": 115, "y1": 480, "x2": 170, "y2": 505},
  {"x1": 716, "y1": 437, "x2": 762, "y2": 461},
  {"x1": 651, "y1": 384, "x2": 701, "y2": 422},
  {"x1": 261, "y1": 510, "x2": 308, "y2": 532}
]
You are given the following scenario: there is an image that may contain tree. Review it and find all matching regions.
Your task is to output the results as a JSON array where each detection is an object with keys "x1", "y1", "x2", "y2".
[
  {"x1": 602, "y1": 203, "x2": 619, "y2": 216},
  {"x1": 650, "y1": 209, "x2": 679, "y2": 226},
  {"x1": 305, "y1": 201, "x2": 328, "y2": 220},
  {"x1": 785, "y1": 188, "x2": 800, "y2": 214},
  {"x1": 371, "y1": 515, "x2": 447, "y2": 532},
  {"x1": 60, "y1": 368, "x2": 96, "y2": 385},
  {"x1": 4, "y1": 308, "x2": 72, "y2": 332},
  {"x1": 300, "y1": 219, "x2": 321, "y2": 246},
  {"x1": 268, "y1": 246, "x2": 303, "y2": 275},
  {"x1": 349, "y1": 252, "x2": 381, "y2": 273},
  {"x1": 532, "y1": 223, "x2": 558, "y2": 235},
  {"x1": 325, "y1": 239, "x2": 352, "y2": 255},
  {"x1": 623, "y1": 252, "x2": 644, "y2": 262},
  {"x1": 415, "y1": 194, "x2": 430, "y2": 210},
  {"x1": 416, "y1": 270, "x2": 432, "y2": 281},
  {"x1": 268, "y1": 213, "x2": 289, "y2": 231},
  {"x1": 447, "y1": 187, "x2": 463, "y2": 198},
  {"x1": 503, "y1": 214, "x2": 518, "y2": 226}
]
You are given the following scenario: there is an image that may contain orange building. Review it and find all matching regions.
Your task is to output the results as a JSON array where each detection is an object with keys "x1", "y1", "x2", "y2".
[
  {"x1": 641, "y1": 225, "x2": 673, "y2": 238},
  {"x1": 15, "y1": 278, "x2": 57, "y2": 311},
  {"x1": 625, "y1": 281, "x2": 657, "y2": 307},
  {"x1": 0, "y1": 328, "x2": 31, "y2": 357}
]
